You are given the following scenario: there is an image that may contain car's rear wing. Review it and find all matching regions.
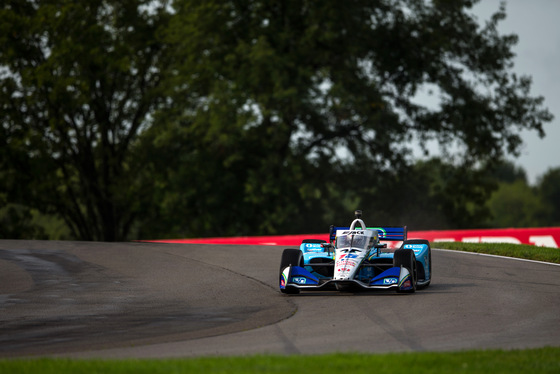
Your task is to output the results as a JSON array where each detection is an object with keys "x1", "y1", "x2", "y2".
[{"x1": 329, "y1": 225, "x2": 407, "y2": 242}]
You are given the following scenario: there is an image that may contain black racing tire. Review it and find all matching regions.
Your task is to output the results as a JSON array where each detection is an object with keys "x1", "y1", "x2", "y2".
[
  {"x1": 393, "y1": 247, "x2": 417, "y2": 293},
  {"x1": 280, "y1": 249, "x2": 303, "y2": 294},
  {"x1": 280, "y1": 248, "x2": 303, "y2": 271},
  {"x1": 402, "y1": 239, "x2": 431, "y2": 289}
]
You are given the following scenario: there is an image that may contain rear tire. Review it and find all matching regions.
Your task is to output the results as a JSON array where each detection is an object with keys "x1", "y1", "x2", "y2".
[
  {"x1": 280, "y1": 249, "x2": 303, "y2": 294},
  {"x1": 393, "y1": 247, "x2": 417, "y2": 293}
]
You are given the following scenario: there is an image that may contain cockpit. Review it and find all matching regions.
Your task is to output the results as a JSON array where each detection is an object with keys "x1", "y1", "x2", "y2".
[{"x1": 336, "y1": 233, "x2": 369, "y2": 250}]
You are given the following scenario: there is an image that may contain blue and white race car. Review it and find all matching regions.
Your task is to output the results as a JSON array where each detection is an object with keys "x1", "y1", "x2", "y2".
[{"x1": 279, "y1": 210, "x2": 432, "y2": 294}]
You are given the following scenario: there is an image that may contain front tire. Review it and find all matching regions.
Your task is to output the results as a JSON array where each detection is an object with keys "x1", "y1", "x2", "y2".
[
  {"x1": 280, "y1": 249, "x2": 303, "y2": 294},
  {"x1": 393, "y1": 247, "x2": 417, "y2": 293},
  {"x1": 404, "y1": 239, "x2": 431, "y2": 289}
]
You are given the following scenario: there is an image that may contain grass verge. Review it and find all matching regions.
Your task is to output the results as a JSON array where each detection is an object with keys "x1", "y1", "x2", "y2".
[
  {"x1": 1, "y1": 347, "x2": 559, "y2": 374},
  {"x1": 432, "y1": 241, "x2": 560, "y2": 264}
]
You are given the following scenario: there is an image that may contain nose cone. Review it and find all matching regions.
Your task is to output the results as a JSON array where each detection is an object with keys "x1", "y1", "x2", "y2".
[{"x1": 334, "y1": 253, "x2": 359, "y2": 279}]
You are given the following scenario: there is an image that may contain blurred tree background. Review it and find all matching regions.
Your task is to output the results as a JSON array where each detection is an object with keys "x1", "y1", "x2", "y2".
[{"x1": 0, "y1": 0, "x2": 556, "y2": 241}]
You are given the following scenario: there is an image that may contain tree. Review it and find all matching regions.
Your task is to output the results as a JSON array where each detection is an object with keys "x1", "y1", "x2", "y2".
[
  {"x1": 486, "y1": 180, "x2": 546, "y2": 228},
  {"x1": 149, "y1": 0, "x2": 552, "y2": 236},
  {"x1": 0, "y1": 202, "x2": 46, "y2": 239},
  {"x1": 1, "y1": 0, "x2": 554, "y2": 240},
  {"x1": 0, "y1": 0, "x2": 171, "y2": 240},
  {"x1": 482, "y1": 163, "x2": 560, "y2": 229},
  {"x1": 488, "y1": 159, "x2": 528, "y2": 184},
  {"x1": 537, "y1": 168, "x2": 560, "y2": 226}
]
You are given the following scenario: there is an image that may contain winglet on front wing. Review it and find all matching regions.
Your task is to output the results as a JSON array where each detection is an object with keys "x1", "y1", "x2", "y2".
[
  {"x1": 280, "y1": 266, "x2": 320, "y2": 291},
  {"x1": 369, "y1": 266, "x2": 414, "y2": 291},
  {"x1": 369, "y1": 267, "x2": 401, "y2": 287}
]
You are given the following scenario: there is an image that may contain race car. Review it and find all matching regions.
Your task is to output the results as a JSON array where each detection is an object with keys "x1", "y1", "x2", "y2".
[{"x1": 279, "y1": 210, "x2": 431, "y2": 294}]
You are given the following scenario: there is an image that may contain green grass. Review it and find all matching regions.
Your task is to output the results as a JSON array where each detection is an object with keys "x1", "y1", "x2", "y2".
[
  {"x1": 1, "y1": 348, "x2": 559, "y2": 373},
  {"x1": 432, "y1": 241, "x2": 560, "y2": 264}
]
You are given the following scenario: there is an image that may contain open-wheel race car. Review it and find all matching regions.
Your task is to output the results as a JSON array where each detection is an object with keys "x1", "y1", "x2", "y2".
[{"x1": 279, "y1": 210, "x2": 431, "y2": 294}]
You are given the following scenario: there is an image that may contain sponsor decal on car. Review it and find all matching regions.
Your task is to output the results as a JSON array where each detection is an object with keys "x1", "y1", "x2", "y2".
[
  {"x1": 339, "y1": 254, "x2": 358, "y2": 260},
  {"x1": 305, "y1": 243, "x2": 323, "y2": 252},
  {"x1": 292, "y1": 277, "x2": 307, "y2": 284},
  {"x1": 383, "y1": 278, "x2": 398, "y2": 285},
  {"x1": 404, "y1": 244, "x2": 426, "y2": 254},
  {"x1": 336, "y1": 260, "x2": 357, "y2": 266}
]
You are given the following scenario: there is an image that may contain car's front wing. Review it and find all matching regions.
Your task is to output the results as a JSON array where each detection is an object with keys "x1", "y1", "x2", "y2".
[{"x1": 280, "y1": 264, "x2": 414, "y2": 292}]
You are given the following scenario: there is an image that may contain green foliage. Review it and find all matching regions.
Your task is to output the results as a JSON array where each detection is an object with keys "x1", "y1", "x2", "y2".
[
  {"x1": 0, "y1": 201, "x2": 46, "y2": 239},
  {"x1": 537, "y1": 167, "x2": 560, "y2": 225},
  {"x1": 0, "y1": 0, "x2": 172, "y2": 241},
  {"x1": 335, "y1": 157, "x2": 496, "y2": 230},
  {"x1": 482, "y1": 165, "x2": 560, "y2": 229},
  {"x1": 143, "y1": 0, "x2": 552, "y2": 237},
  {"x1": 0, "y1": 0, "x2": 554, "y2": 239},
  {"x1": 490, "y1": 160, "x2": 528, "y2": 184},
  {"x1": 486, "y1": 180, "x2": 547, "y2": 228}
]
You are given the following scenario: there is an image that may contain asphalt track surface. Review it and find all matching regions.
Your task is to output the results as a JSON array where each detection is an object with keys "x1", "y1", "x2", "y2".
[{"x1": 1, "y1": 240, "x2": 559, "y2": 358}]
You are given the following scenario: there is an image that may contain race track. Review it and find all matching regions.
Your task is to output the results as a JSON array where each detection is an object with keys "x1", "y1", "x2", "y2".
[{"x1": 1, "y1": 240, "x2": 559, "y2": 358}]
